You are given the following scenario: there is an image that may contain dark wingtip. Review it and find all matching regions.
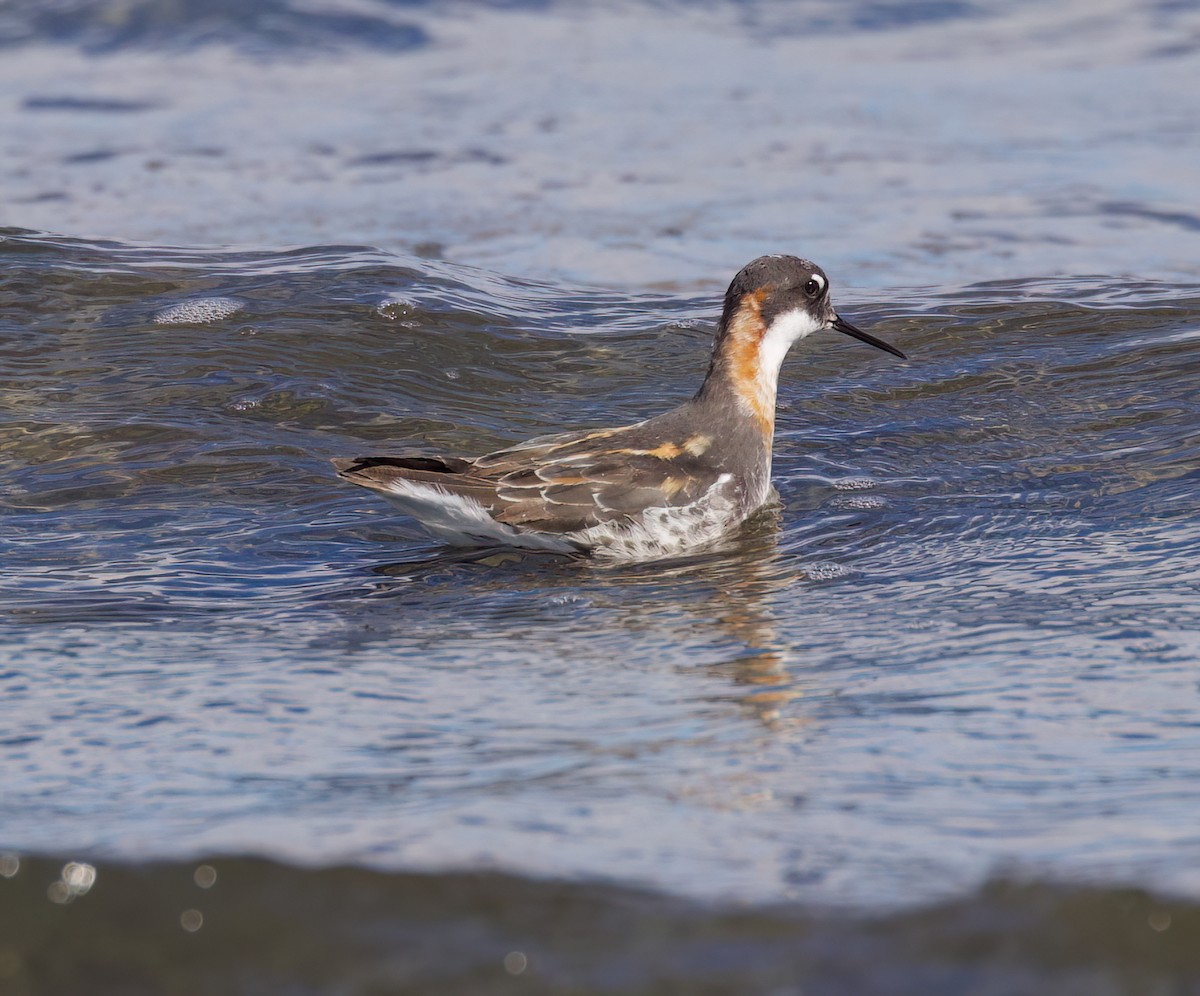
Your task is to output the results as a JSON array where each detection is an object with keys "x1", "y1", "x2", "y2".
[
  {"x1": 333, "y1": 454, "x2": 474, "y2": 477},
  {"x1": 332, "y1": 457, "x2": 365, "y2": 476}
]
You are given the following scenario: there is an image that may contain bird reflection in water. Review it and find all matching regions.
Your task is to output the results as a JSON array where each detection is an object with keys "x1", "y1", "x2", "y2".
[
  {"x1": 593, "y1": 501, "x2": 809, "y2": 728},
  {"x1": 368, "y1": 499, "x2": 815, "y2": 728}
]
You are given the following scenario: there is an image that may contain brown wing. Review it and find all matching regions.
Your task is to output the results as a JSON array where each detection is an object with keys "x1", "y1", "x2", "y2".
[
  {"x1": 473, "y1": 426, "x2": 728, "y2": 534},
  {"x1": 334, "y1": 422, "x2": 731, "y2": 537}
]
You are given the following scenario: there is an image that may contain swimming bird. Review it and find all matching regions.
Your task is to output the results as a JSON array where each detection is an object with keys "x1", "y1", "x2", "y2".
[{"x1": 334, "y1": 255, "x2": 905, "y2": 560}]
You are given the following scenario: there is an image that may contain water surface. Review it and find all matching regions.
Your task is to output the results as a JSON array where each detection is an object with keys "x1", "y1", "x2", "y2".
[{"x1": 3, "y1": 229, "x2": 1197, "y2": 909}]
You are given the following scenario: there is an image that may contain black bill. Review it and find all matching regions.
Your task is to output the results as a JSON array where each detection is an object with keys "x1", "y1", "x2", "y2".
[{"x1": 831, "y1": 315, "x2": 907, "y2": 360}]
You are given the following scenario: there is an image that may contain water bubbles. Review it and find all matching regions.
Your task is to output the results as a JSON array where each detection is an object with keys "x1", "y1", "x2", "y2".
[
  {"x1": 62, "y1": 862, "x2": 96, "y2": 891},
  {"x1": 832, "y1": 477, "x2": 877, "y2": 491},
  {"x1": 802, "y1": 562, "x2": 853, "y2": 582},
  {"x1": 830, "y1": 494, "x2": 888, "y2": 510},
  {"x1": 1148, "y1": 910, "x2": 1172, "y2": 932},
  {"x1": 547, "y1": 593, "x2": 588, "y2": 607},
  {"x1": 47, "y1": 861, "x2": 96, "y2": 904},
  {"x1": 193, "y1": 864, "x2": 217, "y2": 889},
  {"x1": 0, "y1": 854, "x2": 19, "y2": 878},
  {"x1": 503, "y1": 951, "x2": 528, "y2": 975},
  {"x1": 154, "y1": 296, "x2": 245, "y2": 325},
  {"x1": 180, "y1": 908, "x2": 204, "y2": 932},
  {"x1": 377, "y1": 296, "x2": 420, "y2": 326}
]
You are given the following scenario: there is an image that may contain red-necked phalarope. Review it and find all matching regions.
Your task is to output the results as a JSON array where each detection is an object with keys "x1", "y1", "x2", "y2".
[{"x1": 334, "y1": 255, "x2": 906, "y2": 560}]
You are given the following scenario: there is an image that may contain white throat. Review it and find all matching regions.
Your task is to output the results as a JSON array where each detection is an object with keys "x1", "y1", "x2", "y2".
[{"x1": 758, "y1": 307, "x2": 823, "y2": 382}]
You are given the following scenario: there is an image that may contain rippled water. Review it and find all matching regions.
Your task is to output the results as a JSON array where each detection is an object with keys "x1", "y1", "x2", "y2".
[
  {"x1": 4, "y1": 228, "x2": 1197, "y2": 904},
  {"x1": 3, "y1": 0, "x2": 1200, "y2": 990}
]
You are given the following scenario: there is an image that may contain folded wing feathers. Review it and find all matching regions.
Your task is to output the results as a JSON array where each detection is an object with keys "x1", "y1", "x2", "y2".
[{"x1": 335, "y1": 429, "x2": 722, "y2": 536}]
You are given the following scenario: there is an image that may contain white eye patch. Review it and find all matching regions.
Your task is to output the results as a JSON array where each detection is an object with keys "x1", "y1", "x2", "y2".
[{"x1": 808, "y1": 273, "x2": 826, "y2": 294}]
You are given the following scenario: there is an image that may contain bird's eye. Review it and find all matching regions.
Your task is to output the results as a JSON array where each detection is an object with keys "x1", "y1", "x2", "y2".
[{"x1": 804, "y1": 274, "x2": 826, "y2": 297}]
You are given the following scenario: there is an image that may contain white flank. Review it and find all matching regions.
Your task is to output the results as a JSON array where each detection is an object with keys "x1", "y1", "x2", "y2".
[
  {"x1": 578, "y1": 475, "x2": 740, "y2": 561},
  {"x1": 379, "y1": 475, "x2": 744, "y2": 562},
  {"x1": 379, "y1": 479, "x2": 577, "y2": 552}
]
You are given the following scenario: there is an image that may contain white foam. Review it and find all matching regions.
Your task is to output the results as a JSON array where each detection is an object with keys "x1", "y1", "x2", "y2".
[{"x1": 154, "y1": 296, "x2": 245, "y2": 325}]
